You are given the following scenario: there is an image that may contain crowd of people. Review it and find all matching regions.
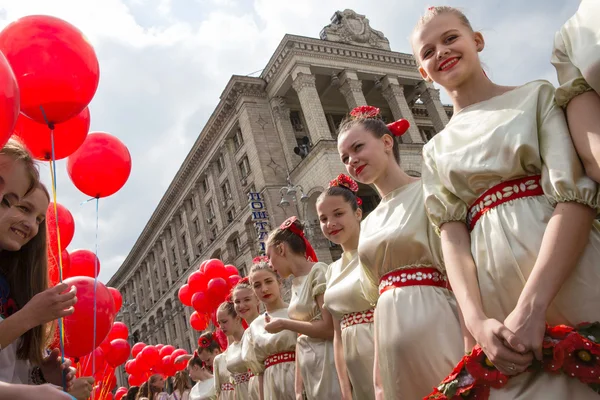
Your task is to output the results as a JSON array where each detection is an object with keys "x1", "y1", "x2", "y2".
[{"x1": 1, "y1": 1, "x2": 599, "y2": 399}]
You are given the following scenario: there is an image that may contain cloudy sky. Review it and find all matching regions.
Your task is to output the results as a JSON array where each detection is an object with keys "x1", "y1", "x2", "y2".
[{"x1": 0, "y1": 0, "x2": 579, "y2": 283}]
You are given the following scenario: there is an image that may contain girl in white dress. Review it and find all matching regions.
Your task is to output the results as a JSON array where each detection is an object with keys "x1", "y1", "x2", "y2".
[
  {"x1": 264, "y1": 217, "x2": 341, "y2": 400},
  {"x1": 243, "y1": 261, "x2": 296, "y2": 400},
  {"x1": 317, "y1": 174, "x2": 378, "y2": 400},
  {"x1": 412, "y1": 6, "x2": 600, "y2": 398},
  {"x1": 551, "y1": 0, "x2": 600, "y2": 183},
  {"x1": 188, "y1": 354, "x2": 216, "y2": 400},
  {"x1": 216, "y1": 300, "x2": 246, "y2": 400}
]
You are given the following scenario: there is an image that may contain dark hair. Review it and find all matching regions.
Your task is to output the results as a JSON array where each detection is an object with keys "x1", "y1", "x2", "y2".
[
  {"x1": 126, "y1": 386, "x2": 140, "y2": 400},
  {"x1": 265, "y1": 219, "x2": 306, "y2": 256},
  {"x1": 0, "y1": 183, "x2": 52, "y2": 365},
  {"x1": 318, "y1": 185, "x2": 359, "y2": 211},
  {"x1": 189, "y1": 354, "x2": 203, "y2": 368},
  {"x1": 197, "y1": 331, "x2": 221, "y2": 354},
  {"x1": 217, "y1": 300, "x2": 237, "y2": 319},
  {"x1": 337, "y1": 117, "x2": 400, "y2": 163},
  {"x1": 135, "y1": 382, "x2": 148, "y2": 400}
]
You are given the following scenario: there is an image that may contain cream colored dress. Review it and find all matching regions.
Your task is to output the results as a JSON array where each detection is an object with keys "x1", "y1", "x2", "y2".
[
  {"x1": 242, "y1": 308, "x2": 297, "y2": 400},
  {"x1": 358, "y1": 180, "x2": 463, "y2": 399},
  {"x1": 323, "y1": 251, "x2": 377, "y2": 400},
  {"x1": 288, "y1": 262, "x2": 341, "y2": 400},
  {"x1": 422, "y1": 80, "x2": 600, "y2": 399},
  {"x1": 225, "y1": 340, "x2": 253, "y2": 400},
  {"x1": 189, "y1": 379, "x2": 217, "y2": 400},
  {"x1": 237, "y1": 330, "x2": 260, "y2": 400},
  {"x1": 213, "y1": 352, "x2": 235, "y2": 400},
  {"x1": 551, "y1": 0, "x2": 600, "y2": 106}
]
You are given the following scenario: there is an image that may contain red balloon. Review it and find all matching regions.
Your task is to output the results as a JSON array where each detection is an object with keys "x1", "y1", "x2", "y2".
[
  {"x1": 190, "y1": 311, "x2": 209, "y2": 331},
  {"x1": 80, "y1": 347, "x2": 105, "y2": 377},
  {"x1": 159, "y1": 345, "x2": 175, "y2": 358},
  {"x1": 68, "y1": 249, "x2": 100, "y2": 278},
  {"x1": 191, "y1": 292, "x2": 212, "y2": 314},
  {"x1": 108, "y1": 287, "x2": 123, "y2": 312},
  {"x1": 115, "y1": 387, "x2": 127, "y2": 400},
  {"x1": 161, "y1": 355, "x2": 176, "y2": 377},
  {"x1": 14, "y1": 107, "x2": 89, "y2": 161},
  {"x1": 156, "y1": 344, "x2": 164, "y2": 351},
  {"x1": 0, "y1": 52, "x2": 19, "y2": 149},
  {"x1": 128, "y1": 374, "x2": 145, "y2": 387},
  {"x1": 67, "y1": 132, "x2": 132, "y2": 198},
  {"x1": 105, "y1": 339, "x2": 131, "y2": 367},
  {"x1": 0, "y1": 15, "x2": 99, "y2": 124},
  {"x1": 124, "y1": 360, "x2": 135, "y2": 374},
  {"x1": 178, "y1": 284, "x2": 192, "y2": 307},
  {"x1": 198, "y1": 260, "x2": 209, "y2": 273},
  {"x1": 48, "y1": 249, "x2": 70, "y2": 285},
  {"x1": 140, "y1": 345, "x2": 160, "y2": 368},
  {"x1": 171, "y1": 349, "x2": 187, "y2": 360},
  {"x1": 108, "y1": 322, "x2": 128, "y2": 341},
  {"x1": 99, "y1": 337, "x2": 112, "y2": 355},
  {"x1": 224, "y1": 265, "x2": 239, "y2": 277},
  {"x1": 46, "y1": 202, "x2": 75, "y2": 253},
  {"x1": 227, "y1": 275, "x2": 242, "y2": 288},
  {"x1": 131, "y1": 342, "x2": 146, "y2": 358},
  {"x1": 63, "y1": 277, "x2": 116, "y2": 358},
  {"x1": 204, "y1": 259, "x2": 225, "y2": 280},
  {"x1": 207, "y1": 278, "x2": 229, "y2": 300},
  {"x1": 188, "y1": 271, "x2": 208, "y2": 294},
  {"x1": 135, "y1": 351, "x2": 151, "y2": 372}
]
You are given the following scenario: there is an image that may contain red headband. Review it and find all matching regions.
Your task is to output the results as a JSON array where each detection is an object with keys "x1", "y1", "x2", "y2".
[
  {"x1": 252, "y1": 256, "x2": 269, "y2": 264},
  {"x1": 349, "y1": 106, "x2": 410, "y2": 137},
  {"x1": 279, "y1": 216, "x2": 318, "y2": 262},
  {"x1": 328, "y1": 174, "x2": 362, "y2": 206}
]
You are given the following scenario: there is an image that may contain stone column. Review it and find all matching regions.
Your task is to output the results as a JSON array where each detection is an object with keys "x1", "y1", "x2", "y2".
[
  {"x1": 270, "y1": 97, "x2": 301, "y2": 171},
  {"x1": 380, "y1": 76, "x2": 421, "y2": 144},
  {"x1": 338, "y1": 70, "x2": 367, "y2": 109},
  {"x1": 420, "y1": 82, "x2": 449, "y2": 132},
  {"x1": 145, "y1": 261, "x2": 157, "y2": 306},
  {"x1": 291, "y1": 65, "x2": 332, "y2": 144}
]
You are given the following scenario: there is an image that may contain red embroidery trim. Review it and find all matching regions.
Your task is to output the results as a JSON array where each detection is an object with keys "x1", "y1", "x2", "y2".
[
  {"x1": 467, "y1": 175, "x2": 543, "y2": 231},
  {"x1": 340, "y1": 308, "x2": 375, "y2": 330},
  {"x1": 232, "y1": 371, "x2": 253, "y2": 385},
  {"x1": 220, "y1": 382, "x2": 235, "y2": 391},
  {"x1": 378, "y1": 267, "x2": 449, "y2": 295},
  {"x1": 264, "y1": 351, "x2": 296, "y2": 369}
]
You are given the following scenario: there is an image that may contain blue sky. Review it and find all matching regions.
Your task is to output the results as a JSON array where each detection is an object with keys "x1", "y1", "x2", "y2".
[{"x1": 0, "y1": 0, "x2": 579, "y2": 282}]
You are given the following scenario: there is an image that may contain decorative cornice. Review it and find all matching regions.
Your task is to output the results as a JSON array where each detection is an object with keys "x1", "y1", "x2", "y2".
[
  {"x1": 108, "y1": 76, "x2": 266, "y2": 288},
  {"x1": 270, "y1": 97, "x2": 291, "y2": 121},
  {"x1": 339, "y1": 79, "x2": 363, "y2": 96},
  {"x1": 261, "y1": 34, "x2": 418, "y2": 85},
  {"x1": 291, "y1": 72, "x2": 317, "y2": 91}
]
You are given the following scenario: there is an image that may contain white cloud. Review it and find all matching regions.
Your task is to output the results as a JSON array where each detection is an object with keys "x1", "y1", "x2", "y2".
[{"x1": 0, "y1": 0, "x2": 579, "y2": 283}]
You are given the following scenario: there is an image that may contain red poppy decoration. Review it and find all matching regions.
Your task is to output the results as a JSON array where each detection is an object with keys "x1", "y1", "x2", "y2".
[
  {"x1": 350, "y1": 105, "x2": 380, "y2": 119},
  {"x1": 548, "y1": 324, "x2": 575, "y2": 340},
  {"x1": 558, "y1": 334, "x2": 600, "y2": 384},
  {"x1": 198, "y1": 334, "x2": 213, "y2": 349},
  {"x1": 386, "y1": 119, "x2": 410, "y2": 137},
  {"x1": 252, "y1": 256, "x2": 269, "y2": 264},
  {"x1": 464, "y1": 346, "x2": 508, "y2": 389},
  {"x1": 329, "y1": 174, "x2": 359, "y2": 193},
  {"x1": 238, "y1": 277, "x2": 250, "y2": 285}
]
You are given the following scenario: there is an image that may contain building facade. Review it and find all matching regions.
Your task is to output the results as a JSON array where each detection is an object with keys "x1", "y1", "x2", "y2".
[{"x1": 108, "y1": 9, "x2": 452, "y2": 386}]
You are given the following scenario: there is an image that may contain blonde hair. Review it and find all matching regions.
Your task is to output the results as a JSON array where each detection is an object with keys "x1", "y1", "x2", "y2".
[
  {"x1": 413, "y1": 6, "x2": 473, "y2": 34},
  {"x1": 249, "y1": 261, "x2": 281, "y2": 283}
]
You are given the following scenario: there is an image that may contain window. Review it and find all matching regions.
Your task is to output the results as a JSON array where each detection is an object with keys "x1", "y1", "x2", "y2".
[
  {"x1": 238, "y1": 264, "x2": 246, "y2": 277},
  {"x1": 216, "y1": 154, "x2": 225, "y2": 173},
  {"x1": 197, "y1": 242, "x2": 203, "y2": 254},
  {"x1": 201, "y1": 178, "x2": 209, "y2": 193},
  {"x1": 181, "y1": 234, "x2": 187, "y2": 255},
  {"x1": 419, "y1": 127, "x2": 436, "y2": 142},
  {"x1": 177, "y1": 213, "x2": 183, "y2": 227},
  {"x1": 326, "y1": 113, "x2": 345, "y2": 136},
  {"x1": 206, "y1": 201, "x2": 215, "y2": 220},
  {"x1": 166, "y1": 228, "x2": 172, "y2": 241},
  {"x1": 221, "y1": 180, "x2": 232, "y2": 202},
  {"x1": 210, "y1": 226, "x2": 218, "y2": 242},
  {"x1": 227, "y1": 209, "x2": 235, "y2": 223},
  {"x1": 185, "y1": 255, "x2": 190, "y2": 268},
  {"x1": 238, "y1": 156, "x2": 250, "y2": 178},
  {"x1": 193, "y1": 218, "x2": 200, "y2": 235},
  {"x1": 233, "y1": 128, "x2": 244, "y2": 150},
  {"x1": 171, "y1": 248, "x2": 177, "y2": 265},
  {"x1": 232, "y1": 237, "x2": 241, "y2": 255},
  {"x1": 290, "y1": 111, "x2": 305, "y2": 132}
]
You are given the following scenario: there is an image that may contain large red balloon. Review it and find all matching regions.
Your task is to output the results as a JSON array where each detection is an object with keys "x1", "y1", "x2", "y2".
[
  {"x1": 63, "y1": 276, "x2": 116, "y2": 358},
  {"x1": 68, "y1": 249, "x2": 100, "y2": 278},
  {"x1": 207, "y1": 278, "x2": 229, "y2": 300},
  {"x1": 108, "y1": 322, "x2": 128, "y2": 341},
  {"x1": 131, "y1": 342, "x2": 146, "y2": 358},
  {"x1": 14, "y1": 107, "x2": 90, "y2": 161},
  {"x1": 204, "y1": 259, "x2": 225, "y2": 280},
  {"x1": 140, "y1": 346, "x2": 160, "y2": 369},
  {"x1": 108, "y1": 287, "x2": 123, "y2": 312},
  {"x1": 46, "y1": 202, "x2": 75, "y2": 253},
  {"x1": 191, "y1": 292, "x2": 211, "y2": 314},
  {"x1": 128, "y1": 374, "x2": 145, "y2": 387},
  {"x1": 159, "y1": 345, "x2": 175, "y2": 358},
  {"x1": 48, "y1": 249, "x2": 70, "y2": 285},
  {"x1": 106, "y1": 339, "x2": 131, "y2": 367},
  {"x1": 178, "y1": 284, "x2": 192, "y2": 307},
  {"x1": 227, "y1": 275, "x2": 242, "y2": 288},
  {"x1": 67, "y1": 132, "x2": 131, "y2": 198},
  {"x1": 0, "y1": 15, "x2": 99, "y2": 124},
  {"x1": 80, "y1": 347, "x2": 105, "y2": 377},
  {"x1": 115, "y1": 387, "x2": 127, "y2": 400},
  {"x1": 188, "y1": 271, "x2": 208, "y2": 294},
  {"x1": 0, "y1": 52, "x2": 19, "y2": 148},
  {"x1": 190, "y1": 312, "x2": 209, "y2": 331},
  {"x1": 224, "y1": 265, "x2": 239, "y2": 277},
  {"x1": 198, "y1": 260, "x2": 209, "y2": 273}
]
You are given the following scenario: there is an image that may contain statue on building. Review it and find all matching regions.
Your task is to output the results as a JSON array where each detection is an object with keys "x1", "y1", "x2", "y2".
[{"x1": 320, "y1": 9, "x2": 391, "y2": 51}]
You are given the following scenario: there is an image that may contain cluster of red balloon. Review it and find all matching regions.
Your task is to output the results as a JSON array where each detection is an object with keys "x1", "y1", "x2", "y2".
[
  {"x1": 123, "y1": 343, "x2": 189, "y2": 387},
  {"x1": 178, "y1": 259, "x2": 241, "y2": 331}
]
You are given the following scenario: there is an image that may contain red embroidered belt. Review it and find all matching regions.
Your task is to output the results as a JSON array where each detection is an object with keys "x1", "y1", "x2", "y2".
[
  {"x1": 379, "y1": 267, "x2": 449, "y2": 295},
  {"x1": 220, "y1": 382, "x2": 234, "y2": 391},
  {"x1": 340, "y1": 308, "x2": 375, "y2": 330},
  {"x1": 467, "y1": 175, "x2": 543, "y2": 231},
  {"x1": 232, "y1": 371, "x2": 253, "y2": 385},
  {"x1": 264, "y1": 351, "x2": 295, "y2": 369}
]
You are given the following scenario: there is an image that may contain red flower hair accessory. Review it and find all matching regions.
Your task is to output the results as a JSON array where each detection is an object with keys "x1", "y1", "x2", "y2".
[
  {"x1": 386, "y1": 119, "x2": 410, "y2": 137},
  {"x1": 238, "y1": 277, "x2": 250, "y2": 285},
  {"x1": 193, "y1": 350, "x2": 199, "y2": 358},
  {"x1": 252, "y1": 256, "x2": 269, "y2": 264},
  {"x1": 328, "y1": 174, "x2": 363, "y2": 206},
  {"x1": 350, "y1": 105, "x2": 380, "y2": 119},
  {"x1": 198, "y1": 334, "x2": 213, "y2": 349},
  {"x1": 279, "y1": 216, "x2": 318, "y2": 262}
]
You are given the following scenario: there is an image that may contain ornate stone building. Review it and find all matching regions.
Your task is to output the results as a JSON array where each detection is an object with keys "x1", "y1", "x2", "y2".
[{"x1": 108, "y1": 9, "x2": 451, "y2": 386}]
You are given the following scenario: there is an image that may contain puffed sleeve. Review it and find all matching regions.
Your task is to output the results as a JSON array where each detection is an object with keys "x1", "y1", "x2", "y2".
[
  {"x1": 536, "y1": 81, "x2": 599, "y2": 210},
  {"x1": 310, "y1": 263, "x2": 328, "y2": 298},
  {"x1": 241, "y1": 329, "x2": 263, "y2": 375},
  {"x1": 242, "y1": 317, "x2": 265, "y2": 375},
  {"x1": 551, "y1": 30, "x2": 592, "y2": 108},
  {"x1": 422, "y1": 143, "x2": 468, "y2": 234}
]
